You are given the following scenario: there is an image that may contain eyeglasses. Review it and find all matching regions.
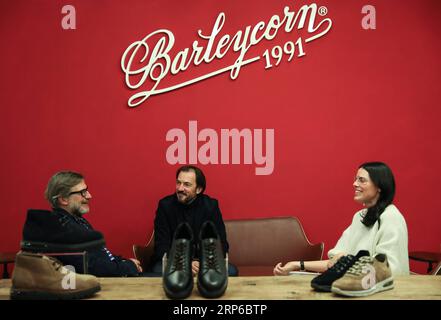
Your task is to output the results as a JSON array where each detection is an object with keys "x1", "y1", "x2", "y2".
[{"x1": 68, "y1": 188, "x2": 90, "y2": 198}]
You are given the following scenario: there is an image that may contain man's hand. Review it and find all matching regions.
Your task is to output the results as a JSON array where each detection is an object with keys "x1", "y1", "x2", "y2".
[
  {"x1": 192, "y1": 260, "x2": 200, "y2": 276},
  {"x1": 130, "y1": 258, "x2": 143, "y2": 272}
]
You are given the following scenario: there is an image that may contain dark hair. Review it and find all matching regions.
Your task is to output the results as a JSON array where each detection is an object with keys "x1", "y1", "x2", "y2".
[
  {"x1": 176, "y1": 165, "x2": 206, "y2": 194},
  {"x1": 359, "y1": 162, "x2": 396, "y2": 227}
]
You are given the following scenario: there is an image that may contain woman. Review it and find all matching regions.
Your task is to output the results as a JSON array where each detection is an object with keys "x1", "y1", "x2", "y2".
[{"x1": 273, "y1": 162, "x2": 409, "y2": 276}]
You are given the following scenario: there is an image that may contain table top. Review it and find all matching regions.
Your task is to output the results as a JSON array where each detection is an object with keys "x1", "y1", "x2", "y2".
[{"x1": 1, "y1": 275, "x2": 440, "y2": 300}]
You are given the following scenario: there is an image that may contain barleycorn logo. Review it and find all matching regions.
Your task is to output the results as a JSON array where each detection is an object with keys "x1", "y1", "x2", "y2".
[{"x1": 121, "y1": 3, "x2": 332, "y2": 107}]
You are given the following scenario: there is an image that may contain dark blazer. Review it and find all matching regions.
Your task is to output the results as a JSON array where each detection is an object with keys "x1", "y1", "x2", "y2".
[{"x1": 152, "y1": 194, "x2": 229, "y2": 264}]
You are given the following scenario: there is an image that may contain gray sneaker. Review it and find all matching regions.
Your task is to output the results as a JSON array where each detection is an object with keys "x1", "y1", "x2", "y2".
[{"x1": 331, "y1": 253, "x2": 394, "y2": 297}]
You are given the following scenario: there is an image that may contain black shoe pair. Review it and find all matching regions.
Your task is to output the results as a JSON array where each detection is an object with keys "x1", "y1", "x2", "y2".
[
  {"x1": 163, "y1": 221, "x2": 228, "y2": 299},
  {"x1": 311, "y1": 250, "x2": 370, "y2": 292},
  {"x1": 21, "y1": 209, "x2": 105, "y2": 253}
]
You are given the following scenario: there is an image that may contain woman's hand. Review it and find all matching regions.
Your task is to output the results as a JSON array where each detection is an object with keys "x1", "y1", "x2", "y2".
[
  {"x1": 327, "y1": 252, "x2": 345, "y2": 269},
  {"x1": 273, "y1": 261, "x2": 298, "y2": 276}
]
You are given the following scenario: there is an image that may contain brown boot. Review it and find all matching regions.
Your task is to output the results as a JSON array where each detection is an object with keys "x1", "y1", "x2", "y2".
[{"x1": 10, "y1": 251, "x2": 101, "y2": 300}]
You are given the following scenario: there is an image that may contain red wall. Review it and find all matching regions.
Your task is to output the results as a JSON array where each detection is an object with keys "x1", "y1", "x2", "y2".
[{"x1": 1, "y1": 0, "x2": 440, "y2": 274}]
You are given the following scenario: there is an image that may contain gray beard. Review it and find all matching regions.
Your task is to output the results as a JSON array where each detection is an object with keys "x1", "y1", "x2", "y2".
[{"x1": 69, "y1": 204, "x2": 89, "y2": 217}]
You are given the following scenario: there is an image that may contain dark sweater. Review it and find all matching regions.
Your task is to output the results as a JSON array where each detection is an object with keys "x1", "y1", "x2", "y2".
[
  {"x1": 51, "y1": 208, "x2": 139, "y2": 277},
  {"x1": 152, "y1": 194, "x2": 229, "y2": 264}
]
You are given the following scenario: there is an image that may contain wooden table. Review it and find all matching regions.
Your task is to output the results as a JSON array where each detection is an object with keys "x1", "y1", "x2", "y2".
[{"x1": 1, "y1": 275, "x2": 440, "y2": 300}]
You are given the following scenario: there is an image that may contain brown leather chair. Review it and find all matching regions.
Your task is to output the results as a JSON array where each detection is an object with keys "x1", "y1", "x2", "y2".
[
  {"x1": 409, "y1": 244, "x2": 441, "y2": 274},
  {"x1": 431, "y1": 262, "x2": 441, "y2": 275},
  {"x1": 133, "y1": 232, "x2": 155, "y2": 272},
  {"x1": 225, "y1": 217, "x2": 324, "y2": 276},
  {"x1": 133, "y1": 216, "x2": 324, "y2": 276}
]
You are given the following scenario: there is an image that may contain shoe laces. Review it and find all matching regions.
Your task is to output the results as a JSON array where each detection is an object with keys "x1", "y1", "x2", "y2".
[
  {"x1": 203, "y1": 241, "x2": 220, "y2": 271},
  {"x1": 172, "y1": 242, "x2": 187, "y2": 271},
  {"x1": 49, "y1": 257, "x2": 68, "y2": 273},
  {"x1": 52, "y1": 261, "x2": 62, "y2": 271},
  {"x1": 346, "y1": 256, "x2": 373, "y2": 276},
  {"x1": 329, "y1": 255, "x2": 355, "y2": 273}
]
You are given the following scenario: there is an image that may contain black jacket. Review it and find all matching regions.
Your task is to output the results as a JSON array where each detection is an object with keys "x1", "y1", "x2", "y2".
[
  {"x1": 48, "y1": 208, "x2": 139, "y2": 277},
  {"x1": 152, "y1": 194, "x2": 229, "y2": 264}
]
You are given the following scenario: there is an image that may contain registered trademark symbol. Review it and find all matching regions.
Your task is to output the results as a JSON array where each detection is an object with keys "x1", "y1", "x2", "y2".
[{"x1": 318, "y1": 6, "x2": 328, "y2": 16}]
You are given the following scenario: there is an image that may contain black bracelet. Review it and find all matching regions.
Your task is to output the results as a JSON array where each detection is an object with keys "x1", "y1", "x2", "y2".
[{"x1": 300, "y1": 261, "x2": 305, "y2": 271}]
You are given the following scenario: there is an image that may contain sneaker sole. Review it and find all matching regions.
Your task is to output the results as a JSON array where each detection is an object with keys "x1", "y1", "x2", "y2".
[
  {"x1": 311, "y1": 282, "x2": 332, "y2": 292},
  {"x1": 331, "y1": 277, "x2": 394, "y2": 297},
  {"x1": 20, "y1": 239, "x2": 105, "y2": 253},
  {"x1": 10, "y1": 285, "x2": 101, "y2": 300}
]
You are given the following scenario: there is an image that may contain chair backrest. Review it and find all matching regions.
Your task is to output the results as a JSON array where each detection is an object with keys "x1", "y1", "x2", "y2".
[
  {"x1": 225, "y1": 216, "x2": 324, "y2": 267},
  {"x1": 134, "y1": 216, "x2": 324, "y2": 270},
  {"x1": 133, "y1": 232, "x2": 155, "y2": 270},
  {"x1": 431, "y1": 246, "x2": 441, "y2": 275}
]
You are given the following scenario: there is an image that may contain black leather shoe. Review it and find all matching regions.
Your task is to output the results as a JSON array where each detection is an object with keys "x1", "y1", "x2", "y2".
[
  {"x1": 163, "y1": 222, "x2": 194, "y2": 299},
  {"x1": 197, "y1": 221, "x2": 227, "y2": 298},
  {"x1": 21, "y1": 209, "x2": 105, "y2": 253}
]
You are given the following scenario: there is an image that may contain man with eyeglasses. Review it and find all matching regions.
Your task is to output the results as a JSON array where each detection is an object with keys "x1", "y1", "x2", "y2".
[{"x1": 21, "y1": 171, "x2": 142, "y2": 277}]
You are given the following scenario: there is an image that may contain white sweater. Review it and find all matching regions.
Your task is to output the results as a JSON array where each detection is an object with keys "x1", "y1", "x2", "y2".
[{"x1": 327, "y1": 204, "x2": 409, "y2": 275}]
